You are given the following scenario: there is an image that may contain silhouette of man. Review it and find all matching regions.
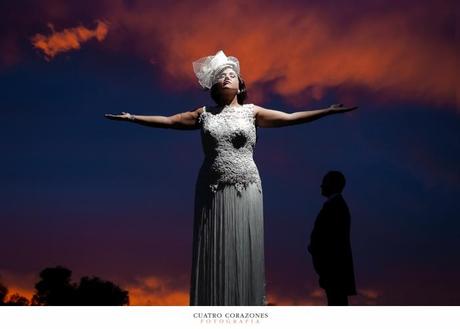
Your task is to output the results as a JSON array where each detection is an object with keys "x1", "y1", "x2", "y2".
[{"x1": 308, "y1": 170, "x2": 357, "y2": 305}]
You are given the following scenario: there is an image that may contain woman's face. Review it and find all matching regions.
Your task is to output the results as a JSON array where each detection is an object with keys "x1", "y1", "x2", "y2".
[{"x1": 213, "y1": 67, "x2": 239, "y2": 90}]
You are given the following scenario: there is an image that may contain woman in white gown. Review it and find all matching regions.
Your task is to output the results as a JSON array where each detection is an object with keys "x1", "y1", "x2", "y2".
[{"x1": 105, "y1": 50, "x2": 357, "y2": 306}]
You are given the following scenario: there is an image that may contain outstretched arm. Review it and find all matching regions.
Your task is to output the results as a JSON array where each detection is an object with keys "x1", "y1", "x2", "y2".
[
  {"x1": 254, "y1": 104, "x2": 358, "y2": 128},
  {"x1": 104, "y1": 107, "x2": 204, "y2": 130}
]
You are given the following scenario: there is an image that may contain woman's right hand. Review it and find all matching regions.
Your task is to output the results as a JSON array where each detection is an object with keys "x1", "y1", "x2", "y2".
[{"x1": 104, "y1": 112, "x2": 132, "y2": 121}]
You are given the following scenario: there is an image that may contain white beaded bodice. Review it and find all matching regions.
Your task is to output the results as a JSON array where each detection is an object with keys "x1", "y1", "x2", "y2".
[{"x1": 197, "y1": 103, "x2": 262, "y2": 195}]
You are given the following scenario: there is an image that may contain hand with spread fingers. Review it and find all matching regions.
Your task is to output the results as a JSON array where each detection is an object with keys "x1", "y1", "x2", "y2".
[
  {"x1": 104, "y1": 112, "x2": 134, "y2": 121},
  {"x1": 328, "y1": 103, "x2": 359, "y2": 114}
]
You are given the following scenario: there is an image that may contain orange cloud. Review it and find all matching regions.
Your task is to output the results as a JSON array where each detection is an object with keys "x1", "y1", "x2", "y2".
[
  {"x1": 0, "y1": 269, "x2": 36, "y2": 303},
  {"x1": 21, "y1": 0, "x2": 459, "y2": 108},
  {"x1": 98, "y1": 0, "x2": 457, "y2": 108},
  {"x1": 31, "y1": 20, "x2": 109, "y2": 60},
  {"x1": 124, "y1": 275, "x2": 189, "y2": 306}
]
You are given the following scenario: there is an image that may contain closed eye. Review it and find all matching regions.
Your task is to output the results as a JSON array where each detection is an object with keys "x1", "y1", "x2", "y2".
[{"x1": 218, "y1": 74, "x2": 236, "y2": 79}]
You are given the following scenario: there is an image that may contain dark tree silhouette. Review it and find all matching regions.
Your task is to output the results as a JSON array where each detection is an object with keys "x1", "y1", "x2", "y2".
[
  {"x1": 76, "y1": 276, "x2": 129, "y2": 306},
  {"x1": 5, "y1": 293, "x2": 30, "y2": 305},
  {"x1": 0, "y1": 282, "x2": 8, "y2": 305},
  {"x1": 31, "y1": 266, "x2": 78, "y2": 305},
  {"x1": 31, "y1": 266, "x2": 129, "y2": 306}
]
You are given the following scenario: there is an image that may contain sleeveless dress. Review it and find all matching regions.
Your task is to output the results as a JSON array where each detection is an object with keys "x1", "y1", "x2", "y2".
[{"x1": 189, "y1": 103, "x2": 267, "y2": 306}]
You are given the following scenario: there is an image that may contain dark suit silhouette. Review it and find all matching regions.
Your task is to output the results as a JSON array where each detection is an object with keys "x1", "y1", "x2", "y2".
[{"x1": 308, "y1": 172, "x2": 357, "y2": 305}]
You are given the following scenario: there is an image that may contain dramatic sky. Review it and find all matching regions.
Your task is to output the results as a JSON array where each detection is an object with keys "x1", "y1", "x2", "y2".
[{"x1": 1, "y1": 0, "x2": 459, "y2": 305}]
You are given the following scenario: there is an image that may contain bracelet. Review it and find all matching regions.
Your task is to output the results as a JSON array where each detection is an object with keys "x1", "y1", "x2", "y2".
[{"x1": 128, "y1": 113, "x2": 136, "y2": 121}]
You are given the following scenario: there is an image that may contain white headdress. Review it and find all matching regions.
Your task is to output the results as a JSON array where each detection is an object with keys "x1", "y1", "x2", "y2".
[{"x1": 192, "y1": 50, "x2": 240, "y2": 89}]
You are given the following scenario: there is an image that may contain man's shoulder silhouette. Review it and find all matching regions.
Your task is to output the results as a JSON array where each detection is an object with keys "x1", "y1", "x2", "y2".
[{"x1": 326, "y1": 193, "x2": 349, "y2": 213}]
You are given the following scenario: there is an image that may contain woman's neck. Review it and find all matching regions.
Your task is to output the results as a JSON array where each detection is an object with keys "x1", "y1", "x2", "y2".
[
  {"x1": 216, "y1": 95, "x2": 239, "y2": 106},
  {"x1": 210, "y1": 99, "x2": 243, "y2": 114}
]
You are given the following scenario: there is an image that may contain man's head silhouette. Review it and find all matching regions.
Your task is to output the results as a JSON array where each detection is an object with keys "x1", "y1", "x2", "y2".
[{"x1": 320, "y1": 171, "x2": 346, "y2": 197}]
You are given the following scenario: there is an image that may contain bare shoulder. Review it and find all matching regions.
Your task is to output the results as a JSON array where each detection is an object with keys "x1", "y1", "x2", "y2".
[
  {"x1": 171, "y1": 106, "x2": 204, "y2": 119},
  {"x1": 187, "y1": 106, "x2": 206, "y2": 118},
  {"x1": 251, "y1": 104, "x2": 269, "y2": 117},
  {"x1": 192, "y1": 106, "x2": 206, "y2": 113},
  {"x1": 168, "y1": 106, "x2": 206, "y2": 130}
]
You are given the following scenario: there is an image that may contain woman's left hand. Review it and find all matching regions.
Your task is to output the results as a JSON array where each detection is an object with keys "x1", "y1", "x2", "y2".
[{"x1": 328, "y1": 103, "x2": 359, "y2": 113}]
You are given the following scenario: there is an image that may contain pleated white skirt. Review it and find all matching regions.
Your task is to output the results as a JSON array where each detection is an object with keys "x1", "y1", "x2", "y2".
[{"x1": 189, "y1": 182, "x2": 267, "y2": 306}]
